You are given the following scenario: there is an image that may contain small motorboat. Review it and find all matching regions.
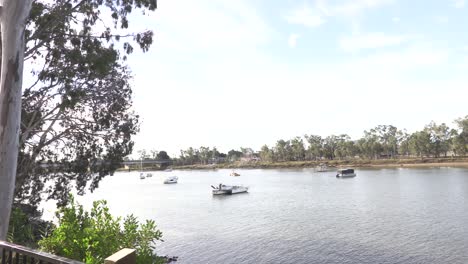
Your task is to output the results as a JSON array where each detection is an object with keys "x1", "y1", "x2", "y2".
[
  {"x1": 139, "y1": 172, "x2": 146, "y2": 180},
  {"x1": 211, "y1": 183, "x2": 248, "y2": 195},
  {"x1": 336, "y1": 168, "x2": 356, "y2": 178},
  {"x1": 164, "y1": 176, "x2": 178, "y2": 184},
  {"x1": 230, "y1": 171, "x2": 240, "y2": 177},
  {"x1": 146, "y1": 172, "x2": 153, "y2": 177},
  {"x1": 316, "y1": 163, "x2": 328, "y2": 172}
]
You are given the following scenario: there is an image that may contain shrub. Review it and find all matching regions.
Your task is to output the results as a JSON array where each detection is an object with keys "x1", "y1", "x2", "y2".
[
  {"x1": 8, "y1": 205, "x2": 53, "y2": 248},
  {"x1": 39, "y1": 197, "x2": 164, "y2": 264}
]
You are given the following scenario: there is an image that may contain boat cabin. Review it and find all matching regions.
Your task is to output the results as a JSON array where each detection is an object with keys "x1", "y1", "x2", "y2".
[{"x1": 337, "y1": 168, "x2": 354, "y2": 174}]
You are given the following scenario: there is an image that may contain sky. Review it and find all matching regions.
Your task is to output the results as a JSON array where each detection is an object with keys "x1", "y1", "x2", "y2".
[{"x1": 46, "y1": 0, "x2": 468, "y2": 156}]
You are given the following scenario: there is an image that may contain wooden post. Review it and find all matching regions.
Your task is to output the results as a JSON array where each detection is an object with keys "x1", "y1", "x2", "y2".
[{"x1": 104, "y1": 248, "x2": 136, "y2": 264}]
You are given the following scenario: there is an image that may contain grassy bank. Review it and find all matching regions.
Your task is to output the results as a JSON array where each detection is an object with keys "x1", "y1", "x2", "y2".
[{"x1": 171, "y1": 157, "x2": 468, "y2": 170}]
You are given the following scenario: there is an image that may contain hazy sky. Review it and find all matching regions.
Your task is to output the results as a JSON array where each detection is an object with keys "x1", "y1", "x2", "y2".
[{"x1": 38, "y1": 0, "x2": 468, "y2": 156}]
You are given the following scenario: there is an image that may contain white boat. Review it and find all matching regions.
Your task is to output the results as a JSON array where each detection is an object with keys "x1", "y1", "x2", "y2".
[
  {"x1": 230, "y1": 171, "x2": 240, "y2": 177},
  {"x1": 138, "y1": 159, "x2": 147, "y2": 179},
  {"x1": 164, "y1": 176, "x2": 178, "y2": 184},
  {"x1": 316, "y1": 163, "x2": 328, "y2": 172},
  {"x1": 211, "y1": 183, "x2": 248, "y2": 195},
  {"x1": 336, "y1": 168, "x2": 356, "y2": 178}
]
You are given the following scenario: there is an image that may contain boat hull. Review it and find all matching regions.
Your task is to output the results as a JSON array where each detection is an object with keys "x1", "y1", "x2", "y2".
[
  {"x1": 164, "y1": 180, "x2": 177, "y2": 184},
  {"x1": 212, "y1": 186, "x2": 248, "y2": 195},
  {"x1": 336, "y1": 173, "x2": 356, "y2": 178},
  {"x1": 164, "y1": 176, "x2": 178, "y2": 184},
  {"x1": 212, "y1": 190, "x2": 230, "y2": 195}
]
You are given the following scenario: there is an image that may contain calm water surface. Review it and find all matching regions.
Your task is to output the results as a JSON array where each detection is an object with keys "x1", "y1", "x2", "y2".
[{"x1": 67, "y1": 168, "x2": 468, "y2": 263}]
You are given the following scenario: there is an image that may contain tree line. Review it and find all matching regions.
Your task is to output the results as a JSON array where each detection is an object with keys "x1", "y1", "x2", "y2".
[{"x1": 155, "y1": 116, "x2": 467, "y2": 166}]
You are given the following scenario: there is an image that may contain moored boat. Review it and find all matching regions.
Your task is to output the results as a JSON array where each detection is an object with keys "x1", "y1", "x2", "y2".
[
  {"x1": 211, "y1": 183, "x2": 248, "y2": 195},
  {"x1": 164, "y1": 176, "x2": 178, "y2": 184},
  {"x1": 316, "y1": 163, "x2": 328, "y2": 172},
  {"x1": 230, "y1": 171, "x2": 240, "y2": 176},
  {"x1": 139, "y1": 172, "x2": 146, "y2": 179},
  {"x1": 336, "y1": 168, "x2": 356, "y2": 178}
]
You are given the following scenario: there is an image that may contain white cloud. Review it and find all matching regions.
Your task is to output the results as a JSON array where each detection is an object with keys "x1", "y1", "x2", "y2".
[
  {"x1": 435, "y1": 16, "x2": 449, "y2": 24},
  {"x1": 331, "y1": 0, "x2": 394, "y2": 17},
  {"x1": 283, "y1": 6, "x2": 325, "y2": 27},
  {"x1": 288, "y1": 33, "x2": 300, "y2": 48},
  {"x1": 350, "y1": 46, "x2": 449, "y2": 71},
  {"x1": 150, "y1": 0, "x2": 274, "y2": 51},
  {"x1": 339, "y1": 32, "x2": 409, "y2": 52},
  {"x1": 284, "y1": 0, "x2": 394, "y2": 28},
  {"x1": 454, "y1": 0, "x2": 465, "y2": 8}
]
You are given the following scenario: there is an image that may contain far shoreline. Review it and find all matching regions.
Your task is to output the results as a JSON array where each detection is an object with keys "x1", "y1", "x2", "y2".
[{"x1": 169, "y1": 158, "x2": 468, "y2": 171}]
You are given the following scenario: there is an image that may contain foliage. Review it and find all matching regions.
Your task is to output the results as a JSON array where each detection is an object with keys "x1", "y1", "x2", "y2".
[
  {"x1": 175, "y1": 147, "x2": 230, "y2": 165},
  {"x1": 39, "y1": 197, "x2": 164, "y2": 264},
  {"x1": 305, "y1": 135, "x2": 323, "y2": 160},
  {"x1": 227, "y1": 149, "x2": 243, "y2": 162},
  {"x1": 453, "y1": 116, "x2": 468, "y2": 155},
  {"x1": 17, "y1": 0, "x2": 157, "y2": 207},
  {"x1": 7, "y1": 205, "x2": 54, "y2": 248},
  {"x1": 259, "y1": 145, "x2": 274, "y2": 162},
  {"x1": 170, "y1": 116, "x2": 467, "y2": 165}
]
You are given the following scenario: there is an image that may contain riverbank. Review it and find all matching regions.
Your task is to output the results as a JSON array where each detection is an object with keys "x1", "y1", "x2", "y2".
[{"x1": 172, "y1": 157, "x2": 468, "y2": 170}]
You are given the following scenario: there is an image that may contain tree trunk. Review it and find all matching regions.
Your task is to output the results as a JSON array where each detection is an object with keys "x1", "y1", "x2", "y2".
[{"x1": 0, "y1": 0, "x2": 33, "y2": 240}]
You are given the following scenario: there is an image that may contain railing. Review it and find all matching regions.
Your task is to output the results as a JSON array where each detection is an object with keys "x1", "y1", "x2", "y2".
[
  {"x1": 0, "y1": 240, "x2": 82, "y2": 264},
  {"x1": 104, "y1": 249, "x2": 135, "y2": 264},
  {"x1": 0, "y1": 241, "x2": 136, "y2": 264}
]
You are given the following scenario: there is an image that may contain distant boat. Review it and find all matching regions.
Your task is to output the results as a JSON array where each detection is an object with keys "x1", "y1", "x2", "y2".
[
  {"x1": 146, "y1": 172, "x2": 153, "y2": 177},
  {"x1": 164, "y1": 176, "x2": 178, "y2": 184},
  {"x1": 316, "y1": 163, "x2": 328, "y2": 172},
  {"x1": 139, "y1": 159, "x2": 146, "y2": 179},
  {"x1": 211, "y1": 183, "x2": 248, "y2": 195},
  {"x1": 336, "y1": 168, "x2": 356, "y2": 178},
  {"x1": 230, "y1": 171, "x2": 240, "y2": 177}
]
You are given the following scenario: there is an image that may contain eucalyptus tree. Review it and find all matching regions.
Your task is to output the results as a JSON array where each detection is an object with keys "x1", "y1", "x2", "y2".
[
  {"x1": 358, "y1": 131, "x2": 383, "y2": 159},
  {"x1": 198, "y1": 146, "x2": 210, "y2": 164},
  {"x1": 0, "y1": 0, "x2": 34, "y2": 241},
  {"x1": 304, "y1": 134, "x2": 323, "y2": 160},
  {"x1": 1, "y1": 0, "x2": 157, "y2": 238},
  {"x1": 181, "y1": 147, "x2": 199, "y2": 165},
  {"x1": 227, "y1": 149, "x2": 242, "y2": 162},
  {"x1": 275, "y1": 139, "x2": 292, "y2": 162},
  {"x1": 150, "y1": 149, "x2": 159, "y2": 159},
  {"x1": 424, "y1": 122, "x2": 453, "y2": 157},
  {"x1": 259, "y1": 145, "x2": 274, "y2": 162},
  {"x1": 323, "y1": 135, "x2": 342, "y2": 160},
  {"x1": 290, "y1": 137, "x2": 305, "y2": 161},
  {"x1": 398, "y1": 131, "x2": 411, "y2": 157},
  {"x1": 453, "y1": 116, "x2": 468, "y2": 155},
  {"x1": 408, "y1": 130, "x2": 431, "y2": 158},
  {"x1": 137, "y1": 149, "x2": 150, "y2": 160},
  {"x1": 364, "y1": 125, "x2": 399, "y2": 158}
]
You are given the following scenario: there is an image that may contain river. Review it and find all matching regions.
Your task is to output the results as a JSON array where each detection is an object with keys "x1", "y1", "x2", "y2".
[{"x1": 62, "y1": 167, "x2": 468, "y2": 263}]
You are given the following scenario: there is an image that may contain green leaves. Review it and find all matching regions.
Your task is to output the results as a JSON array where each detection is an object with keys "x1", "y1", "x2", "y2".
[
  {"x1": 39, "y1": 197, "x2": 164, "y2": 264},
  {"x1": 17, "y1": 0, "x2": 157, "y2": 206}
]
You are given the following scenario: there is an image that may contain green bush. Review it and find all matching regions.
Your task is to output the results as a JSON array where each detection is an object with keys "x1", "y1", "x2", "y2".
[
  {"x1": 8, "y1": 205, "x2": 53, "y2": 248},
  {"x1": 39, "y1": 197, "x2": 164, "y2": 264},
  {"x1": 8, "y1": 207, "x2": 34, "y2": 245}
]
